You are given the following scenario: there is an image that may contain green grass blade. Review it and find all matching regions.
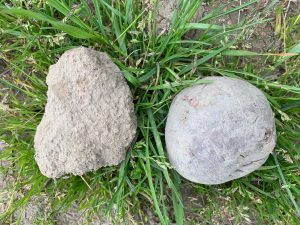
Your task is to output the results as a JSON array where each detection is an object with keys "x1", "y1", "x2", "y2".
[
  {"x1": 221, "y1": 50, "x2": 260, "y2": 56},
  {"x1": 91, "y1": 0, "x2": 107, "y2": 36},
  {"x1": 46, "y1": 0, "x2": 91, "y2": 30},
  {"x1": 1, "y1": 8, "x2": 103, "y2": 40},
  {"x1": 179, "y1": 40, "x2": 236, "y2": 75},
  {"x1": 182, "y1": 23, "x2": 223, "y2": 30},
  {"x1": 146, "y1": 109, "x2": 183, "y2": 205},
  {"x1": 142, "y1": 119, "x2": 168, "y2": 225},
  {"x1": 273, "y1": 153, "x2": 300, "y2": 217}
]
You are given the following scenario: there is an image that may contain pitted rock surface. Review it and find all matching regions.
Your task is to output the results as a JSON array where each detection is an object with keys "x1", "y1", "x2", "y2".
[
  {"x1": 165, "y1": 76, "x2": 276, "y2": 184},
  {"x1": 34, "y1": 47, "x2": 137, "y2": 178}
]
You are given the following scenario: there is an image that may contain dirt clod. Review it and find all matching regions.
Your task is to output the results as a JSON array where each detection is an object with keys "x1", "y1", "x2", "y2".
[{"x1": 34, "y1": 47, "x2": 137, "y2": 178}]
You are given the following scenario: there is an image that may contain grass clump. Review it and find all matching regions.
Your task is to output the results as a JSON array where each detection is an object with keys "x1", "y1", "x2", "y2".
[{"x1": 0, "y1": 0, "x2": 299, "y2": 224}]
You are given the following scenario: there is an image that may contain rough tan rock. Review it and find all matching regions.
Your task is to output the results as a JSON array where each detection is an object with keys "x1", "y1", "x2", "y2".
[{"x1": 34, "y1": 47, "x2": 137, "y2": 178}]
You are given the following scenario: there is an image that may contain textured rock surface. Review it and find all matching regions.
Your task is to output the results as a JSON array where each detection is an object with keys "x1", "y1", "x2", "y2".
[
  {"x1": 34, "y1": 47, "x2": 137, "y2": 178},
  {"x1": 165, "y1": 76, "x2": 276, "y2": 184}
]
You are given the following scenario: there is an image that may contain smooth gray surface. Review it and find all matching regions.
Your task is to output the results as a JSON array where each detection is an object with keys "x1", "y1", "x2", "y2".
[
  {"x1": 34, "y1": 47, "x2": 137, "y2": 178},
  {"x1": 165, "y1": 76, "x2": 276, "y2": 184}
]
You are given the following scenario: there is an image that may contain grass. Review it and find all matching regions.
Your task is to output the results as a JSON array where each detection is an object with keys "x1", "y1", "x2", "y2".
[{"x1": 0, "y1": 0, "x2": 299, "y2": 224}]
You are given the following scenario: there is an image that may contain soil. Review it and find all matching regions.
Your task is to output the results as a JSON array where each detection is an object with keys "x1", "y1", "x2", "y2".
[
  {"x1": 0, "y1": 60, "x2": 6, "y2": 74},
  {"x1": 197, "y1": 0, "x2": 277, "y2": 52},
  {"x1": 193, "y1": 0, "x2": 300, "y2": 51}
]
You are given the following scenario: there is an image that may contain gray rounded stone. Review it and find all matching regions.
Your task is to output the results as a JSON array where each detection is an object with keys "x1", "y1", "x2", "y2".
[
  {"x1": 165, "y1": 76, "x2": 276, "y2": 184},
  {"x1": 34, "y1": 47, "x2": 137, "y2": 178}
]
